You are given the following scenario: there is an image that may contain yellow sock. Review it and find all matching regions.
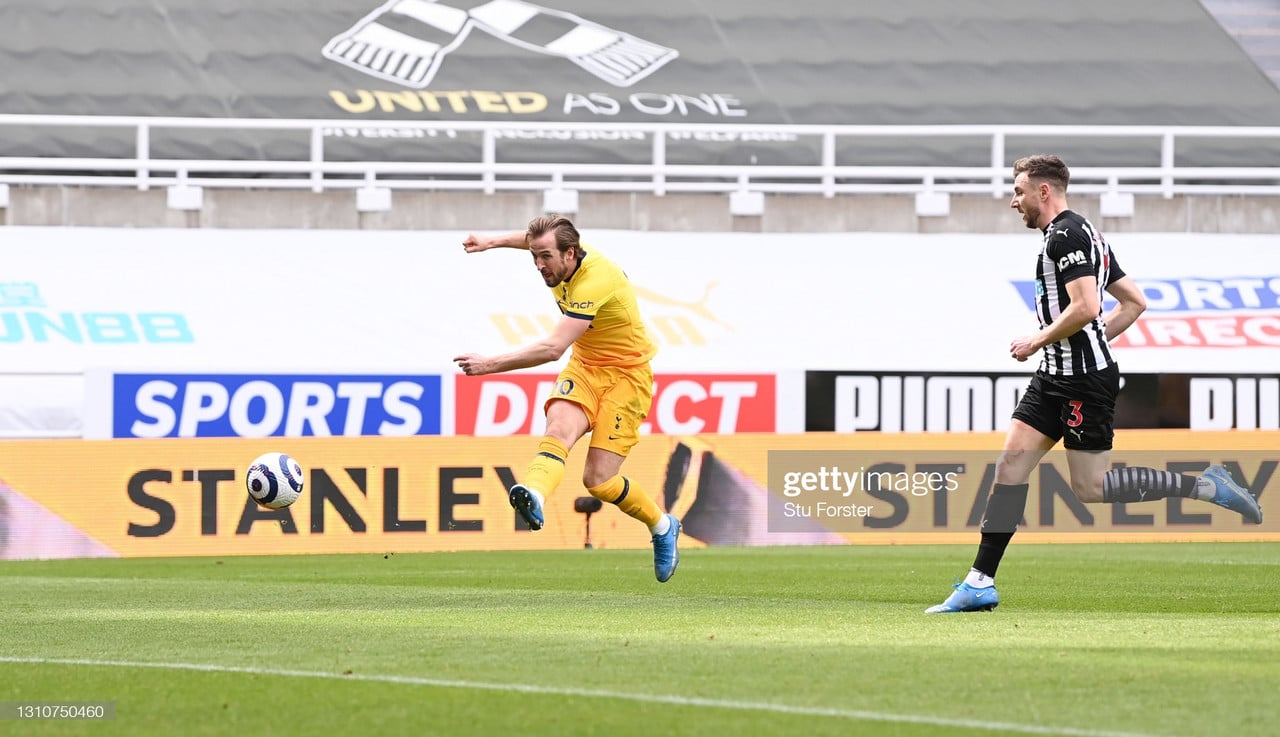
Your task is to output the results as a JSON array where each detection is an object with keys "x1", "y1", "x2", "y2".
[
  {"x1": 522, "y1": 437, "x2": 568, "y2": 497},
  {"x1": 588, "y1": 475, "x2": 663, "y2": 529}
]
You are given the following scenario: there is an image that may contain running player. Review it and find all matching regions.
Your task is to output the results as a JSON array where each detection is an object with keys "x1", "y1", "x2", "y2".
[{"x1": 926, "y1": 155, "x2": 1262, "y2": 613}]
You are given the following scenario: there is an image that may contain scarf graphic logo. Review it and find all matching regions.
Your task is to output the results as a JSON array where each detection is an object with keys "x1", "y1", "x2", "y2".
[{"x1": 323, "y1": 0, "x2": 679, "y2": 89}]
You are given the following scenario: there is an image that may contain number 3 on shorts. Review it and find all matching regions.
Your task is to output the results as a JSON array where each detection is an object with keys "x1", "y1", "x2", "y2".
[{"x1": 1066, "y1": 400, "x2": 1084, "y2": 427}]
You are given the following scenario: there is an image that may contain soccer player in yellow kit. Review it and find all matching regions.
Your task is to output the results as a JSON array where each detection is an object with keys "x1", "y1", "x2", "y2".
[{"x1": 453, "y1": 215, "x2": 681, "y2": 582}]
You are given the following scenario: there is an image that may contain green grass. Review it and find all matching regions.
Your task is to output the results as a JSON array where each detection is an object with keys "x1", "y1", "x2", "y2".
[{"x1": 1, "y1": 544, "x2": 1278, "y2": 737}]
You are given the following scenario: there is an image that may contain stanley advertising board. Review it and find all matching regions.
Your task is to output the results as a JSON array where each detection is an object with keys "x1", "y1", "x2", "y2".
[{"x1": 0, "y1": 431, "x2": 1275, "y2": 560}]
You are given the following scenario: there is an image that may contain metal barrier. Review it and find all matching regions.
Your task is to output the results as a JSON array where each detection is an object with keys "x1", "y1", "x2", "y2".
[{"x1": 1, "y1": 115, "x2": 1279, "y2": 199}]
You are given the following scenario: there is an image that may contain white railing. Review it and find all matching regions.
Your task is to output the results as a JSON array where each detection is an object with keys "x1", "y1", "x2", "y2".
[{"x1": 1, "y1": 115, "x2": 1279, "y2": 198}]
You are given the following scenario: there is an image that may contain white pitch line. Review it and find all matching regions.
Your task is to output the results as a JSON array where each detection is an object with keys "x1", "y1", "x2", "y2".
[{"x1": 1, "y1": 656, "x2": 1180, "y2": 737}]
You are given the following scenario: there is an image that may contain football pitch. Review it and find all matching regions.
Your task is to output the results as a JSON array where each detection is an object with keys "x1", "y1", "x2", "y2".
[{"x1": 1, "y1": 543, "x2": 1276, "y2": 737}]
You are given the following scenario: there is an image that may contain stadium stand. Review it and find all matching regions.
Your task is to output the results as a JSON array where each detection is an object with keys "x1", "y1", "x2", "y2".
[
  {"x1": 0, "y1": 0, "x2": 1277, "y2": 231},
  {"x1": 1203, "y1": 0, "x2": 1280, "y2": 88}
]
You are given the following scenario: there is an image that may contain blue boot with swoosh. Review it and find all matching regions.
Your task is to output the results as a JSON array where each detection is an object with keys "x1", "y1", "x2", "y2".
[
  {"x1": 651, "y1": 514, "x2": 681, "y2": 583},
  {"x1": 925, "y1": 582, "x2": 999, "y2": 613},
  {"x1": 1199, "y1": 465, "x2": 1263, "y2": 524}
]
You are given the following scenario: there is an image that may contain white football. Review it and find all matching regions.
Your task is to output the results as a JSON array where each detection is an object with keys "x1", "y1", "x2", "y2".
[{"x1": 245, "y1": 452, "x2": 305, "y2": 509}]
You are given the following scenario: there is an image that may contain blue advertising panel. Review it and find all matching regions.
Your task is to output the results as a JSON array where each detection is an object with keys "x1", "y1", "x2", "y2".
[{"x1": 111, "y1": 374, "x2": 444, "y2": 438}]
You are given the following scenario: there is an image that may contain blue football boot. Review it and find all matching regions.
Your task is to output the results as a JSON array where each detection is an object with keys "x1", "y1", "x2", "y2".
[
  {"x1": 508, "y1": 484, "x2": 545, "y2": 531},
  {"x1": 1200, "y1": 465, "x2": 1263, "y2": 524},
  {"x1": 925, "y1": 582, "x2": 999, "y2": 613},
  {"x1": 652, "y1": 513, "x2": 681, "y2": 583}
]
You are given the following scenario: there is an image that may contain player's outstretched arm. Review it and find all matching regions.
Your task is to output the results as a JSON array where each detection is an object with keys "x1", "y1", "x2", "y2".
[
  {"x1": 1101, "y1": 275, "x2": 1147, "y2": 341},
  {"x1": 454, "y1": 316, "x2": 591, "y2": 375},
  {"x1": 462, "y1": 231, "x2": 530, "y2": 253}
]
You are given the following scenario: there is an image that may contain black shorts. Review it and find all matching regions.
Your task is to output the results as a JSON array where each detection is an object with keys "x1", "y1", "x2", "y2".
[{"x1": 1011, "y1": 364, "x2": 1118, "y2": 451}]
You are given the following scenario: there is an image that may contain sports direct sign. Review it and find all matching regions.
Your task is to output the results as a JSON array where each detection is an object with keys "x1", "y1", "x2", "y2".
[
  {"x1": 455, "y1": 373, "x2": 780, "y2": 435},
  {"x1": 1012, "y1": 275, "x2": 1280, "y2": 348},
  {"x1": 85, "y1": 371, "x2": 796, "y2": 438}
]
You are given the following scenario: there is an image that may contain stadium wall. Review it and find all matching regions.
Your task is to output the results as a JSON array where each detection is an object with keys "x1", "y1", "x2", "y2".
[
  {"x1": 4, "y1": 226, "x2": 1279, "y2": 441},
  {"x1": 2, "y1": 227, "x2": 1278, "y2": 559},
  {"x1": 2, "y1": 186, "x2": 1279, "y2": 233}
]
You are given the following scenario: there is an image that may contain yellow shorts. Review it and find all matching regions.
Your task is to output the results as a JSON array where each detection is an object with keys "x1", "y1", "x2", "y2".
[{"x1": 543, "y1": 358, "x2": 653, "y2": 457}]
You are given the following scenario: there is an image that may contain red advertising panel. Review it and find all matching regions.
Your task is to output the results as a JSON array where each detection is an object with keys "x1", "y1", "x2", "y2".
[{"x1": 455, "y1": 373, "x2": 777, "y2": 435}]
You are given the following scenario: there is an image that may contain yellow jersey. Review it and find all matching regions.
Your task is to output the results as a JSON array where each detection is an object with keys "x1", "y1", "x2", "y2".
[{"x1": 551, "y1": 246, "x2": 657, "y2": 367}]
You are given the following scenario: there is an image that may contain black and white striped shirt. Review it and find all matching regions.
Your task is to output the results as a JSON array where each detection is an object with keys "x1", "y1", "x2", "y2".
[{"x1": 1033, "y1": 210, "x2": 1126, "y2": 377}]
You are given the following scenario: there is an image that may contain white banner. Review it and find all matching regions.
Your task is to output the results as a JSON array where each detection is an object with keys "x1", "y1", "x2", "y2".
[{"x1": 4, "y1": 227, "x2": 1278, "y2": 375}]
